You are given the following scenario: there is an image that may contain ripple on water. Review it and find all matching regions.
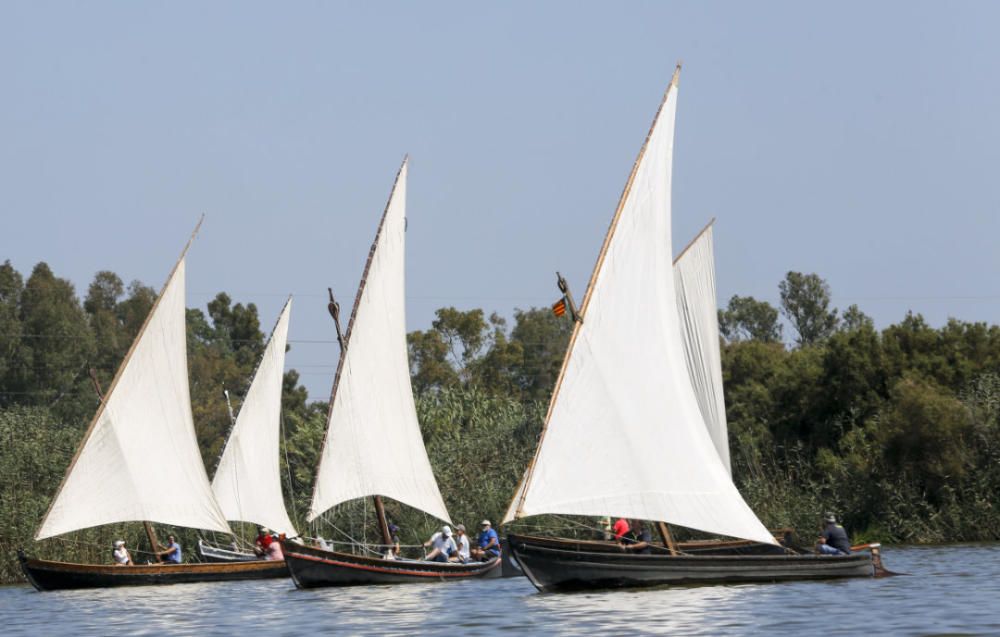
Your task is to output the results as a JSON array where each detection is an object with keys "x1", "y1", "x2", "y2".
[{"x1": 3, "y1": 545, "x2": 1000, "y2": 636}]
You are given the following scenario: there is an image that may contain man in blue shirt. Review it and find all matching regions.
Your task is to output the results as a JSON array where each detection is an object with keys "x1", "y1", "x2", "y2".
[
  {"x1": 471, "y1": 520, "x2": 500, "y2": 561},
  {"x1": 158, "y1": 535, "x2": 182, "y2": 564}
]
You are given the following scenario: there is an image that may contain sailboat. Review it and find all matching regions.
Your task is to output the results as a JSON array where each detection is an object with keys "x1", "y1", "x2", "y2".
[
  {"x1": 18, "y1": 221, "x2": 288, "y2": 590},
  {"x1": 280, "y1": 158, "x2": 500, "y2": 588},
  {"x1": 503, "y1": 66, "x2": 885, "y2": 592},
  {"x1": 197, "y1": 298, "x2": 297, "y2": 567}
]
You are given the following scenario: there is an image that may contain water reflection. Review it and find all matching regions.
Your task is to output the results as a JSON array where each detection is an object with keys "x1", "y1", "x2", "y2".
[{"x1": 5, "y1": 545, "x2": 1000, "y2": 635}]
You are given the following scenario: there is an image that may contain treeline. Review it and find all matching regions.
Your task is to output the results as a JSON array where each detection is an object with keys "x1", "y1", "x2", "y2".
[{"x1": 4, "y1": 259, "x2": 1000, "y2": 583}]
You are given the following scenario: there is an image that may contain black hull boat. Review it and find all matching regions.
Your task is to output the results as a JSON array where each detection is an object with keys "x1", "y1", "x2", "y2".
[
  {"x1": 498, "y1": 532, "x2": 800, "y2": 579},
  {"x1": 506, "y1": 534, "x2": 882, "y2": 592},
  {"x1": 282, "y1": 541, "x2": 501, "y2": 588},
  {"x1": 18, "y1": 550, "x2": 288, "y2": 591},
  {"x1": 500, "y1": 537, "x2": 524, "y2": 578}
]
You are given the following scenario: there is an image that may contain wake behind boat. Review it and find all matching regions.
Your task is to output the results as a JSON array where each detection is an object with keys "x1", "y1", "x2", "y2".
[{"x1": 501, "y1": 66, "x2": 888, "y2": 592}]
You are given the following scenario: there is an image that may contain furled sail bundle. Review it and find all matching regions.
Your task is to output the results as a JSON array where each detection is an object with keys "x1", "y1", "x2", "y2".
[
  {"x1": 504, "y1": 69, "x2": 774, "y2": 545},
  {"x1": 36, "y1": 254, "x2": 231, "y2": 540},
  {"x1": 212, "y1": 298, "x2": 298, "y2": 537},
  {"x1": 308, "y1": 159, "x2": 451, "y2": 524},
  {"x1": 674, "y1": 223, "x2": 730, "y2": 475}
]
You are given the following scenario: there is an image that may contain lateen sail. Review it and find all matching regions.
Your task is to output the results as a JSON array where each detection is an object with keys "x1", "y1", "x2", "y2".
[
  {"x1": 503, "y1": 70, "x2": 774, "y2": 545},
  {"x1": 308, "y1": 159, "x2": 451, "y2": 524},
  {"x1": 674, "y1": 224, "x2": 731, "y2": 475},
  {"x1": 212, "y1": 297, "x2": 298, "y2": 537},
  {"x1": 37, "y1": 257, "x2": 232, "y2": 540}
]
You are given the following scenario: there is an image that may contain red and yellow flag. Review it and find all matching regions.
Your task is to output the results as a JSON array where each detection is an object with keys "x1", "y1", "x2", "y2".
[{"x1": 552, "y1": 297, "x2": 567, "y2": 317}]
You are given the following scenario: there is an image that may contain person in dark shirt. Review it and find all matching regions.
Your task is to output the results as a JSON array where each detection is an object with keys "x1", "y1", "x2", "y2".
[
  {"x1": 817, "y1": 513, "x2": 851, "y2": 555},
  {"x1": 621, "y1": 520, "x2": 653, "y2": 554}
]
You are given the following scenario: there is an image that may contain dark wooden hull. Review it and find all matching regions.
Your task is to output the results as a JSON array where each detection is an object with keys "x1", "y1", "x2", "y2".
[
  {"x1": 507, "y1": 534, "x2": 876, "y2": 592},
  {"x1": 282, "y1": 540, "x2": 501, "y2": 588},
  {"x1": 498, "y1": 534, "x2": 788, "y2": 579},
  {"x1": 18, "y1": 551, "x2": 288, "y2": 591},
  {"x1": 500, "y1": 537, "x2": 525, "y2": 577}
]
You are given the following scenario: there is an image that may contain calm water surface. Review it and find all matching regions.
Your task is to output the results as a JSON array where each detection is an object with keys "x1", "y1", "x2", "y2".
[{"x1": 3, "y1": 545, "x2": 999, "y2": 636}]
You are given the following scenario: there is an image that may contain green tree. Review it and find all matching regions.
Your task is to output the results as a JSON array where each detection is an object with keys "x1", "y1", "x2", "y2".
[
  {"x1": 16, "y1": 262, "x2": 95, "y2": 422},
  {"x1": 718, "y1": 295, "x2": 783, "y2": 343},
  {"x1": 0, "y1": 261, "x2": 24, "y2": 405},
  {"x1": 840, "y1": 304, "x2": 873, "y2": 332},
  {"x1": 779, "y1": 272, "x2": 839, "y2": 347},
  {"x1": 508, "y1": 307, "x2": 572, "y2": 400},
  {"x1": 207, "y1": 293, "x2": 264, "y2": 369},
  {"x1": 431, "y1": 307, "x2": 489, "y2": 371},
  {"x1": 118, "y1": 280, "x2": 156, "y2": 337},
  {"x1": 84, "y1": 271, "x2": 127, "y2": 391},
  {"x1": 408, "y1": 328, "x2": 460, "y2": 392},
  {"x1": 876, "y1": 375, "x2": 973, "y2": 502}
]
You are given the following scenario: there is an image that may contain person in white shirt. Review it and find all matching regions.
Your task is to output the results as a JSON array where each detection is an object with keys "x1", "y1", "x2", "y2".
[
  {"x1": 112, "y1": 540, "x2": 132, "y2": 566},
  {"x1": 450, "y1": 524, "x2": 471, "y2": 563},
  {"x1": 423, "y1": 525, "x2": 458, "y2": 563}
]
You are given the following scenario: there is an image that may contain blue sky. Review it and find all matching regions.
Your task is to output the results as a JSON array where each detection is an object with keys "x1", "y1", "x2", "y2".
[{"x1": 3, "y1": 2, "x2": 999, "y2": 399}]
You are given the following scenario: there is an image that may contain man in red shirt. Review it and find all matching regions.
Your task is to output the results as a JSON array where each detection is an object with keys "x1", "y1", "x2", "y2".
[
  {"x1": 613, "y1": 518, "x2": 630, "y2": 541},
  {"x1": 254, "y1": 527, "x2": 274, "y2": 557}
]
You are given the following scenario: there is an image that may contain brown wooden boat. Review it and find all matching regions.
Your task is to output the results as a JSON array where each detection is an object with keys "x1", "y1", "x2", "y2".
[
  {"x1": 20, "y1": 222, "x2": 294, "y2": 592},
  {"x1": 282, "y1": 541, "x2": 501, "y2": 588},
  {"x1": 18, "y1": 550, "x2": 288, "y2": 591}
]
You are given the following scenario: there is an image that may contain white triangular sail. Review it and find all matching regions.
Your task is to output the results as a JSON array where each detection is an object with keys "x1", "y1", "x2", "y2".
[
  {"x1": 37, "y1": 257, "x2": 232, "y2": 540},
  {"x1": 211, "y1": 298, "x2": 298, "y2": 537},
  {"x1": 308, "y1": 159, "x2": 451, "y2": 524},
  {"x1": 504, "y1": 70, "x2": 774, "y2": 545},
  {"x1": 674, "y1": 224, "x2": 731, "y2": 475}
]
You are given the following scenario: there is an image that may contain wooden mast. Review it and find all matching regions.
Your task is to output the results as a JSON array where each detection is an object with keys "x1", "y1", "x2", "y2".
[
  {"x1": 326, "y1": 291, "x2": 393, "y2": 549},
  {"x1": 312, "y1": 157, "x2": 408, "y2": 550},
  {"x1": 36, "y1": 216, "x2": 204, "y2": 543},
  {"x1": 511, "y1": 65, "x2": 682, "y2": 520},
  {"x1": 656, "y1": 522, "x2": 678, "y2": 555}
]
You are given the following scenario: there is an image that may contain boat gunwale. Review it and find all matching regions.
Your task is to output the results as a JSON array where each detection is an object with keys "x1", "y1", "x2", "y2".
[
  {"x1": 20, "y1": 554, "x2": 284, "y2": 575},
  {"x1": 506, "y1": 533, "x2": 873, "y2": 565},
  {"x1": 283, "y1": 542, "x2": 501, "y2": 577}
]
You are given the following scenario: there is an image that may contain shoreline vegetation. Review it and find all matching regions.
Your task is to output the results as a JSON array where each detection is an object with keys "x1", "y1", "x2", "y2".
[{"x1": 3, "y1": 260, "x2": 1000, "y2": 583}]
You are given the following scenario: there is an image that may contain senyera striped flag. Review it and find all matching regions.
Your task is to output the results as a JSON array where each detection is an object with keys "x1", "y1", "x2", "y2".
[{"x1": 551, "y1": 297, "x2": 567, "y2": 317}]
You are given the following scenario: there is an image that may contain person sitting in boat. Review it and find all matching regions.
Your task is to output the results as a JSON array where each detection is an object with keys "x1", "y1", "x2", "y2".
[
  {"x1": 450, "y1": 524, "x2": 471, "y2": 563},
  {"x1": 254, "y1": 527, "x2": 274, "y2": 557},
  {"x1": 158, "y1": 535, "x2": 182, "y2": 564},
  {"x1": 384, "y1": 523, "x2": 401, "y2": 560},
  {"x1": 264, "y1": 536, "x2": 284, "y2": 561},
  {"x1": 596, "y1": 516, "x2": 613, "y2": 541},
  {"x1": 471, "y1": 520, "x2": 500, "y2": 561},
  {"x1": 817, "y1": 513, "x2": 852, "y2": 556},
  {"x1": 423, "y1": 525, "x2": 458, "y2": 562},
  {"x1": 612, "y1": 517, "x2": 630, "y2": 542},
  {"x1": 112, "y1": 540, "x2": 133, "y2": 566},
  {"x1": 620, "y1": 520, "x2": 653, "y2": 554}
]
